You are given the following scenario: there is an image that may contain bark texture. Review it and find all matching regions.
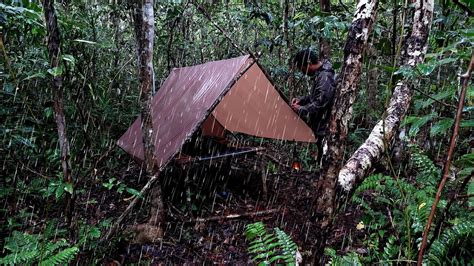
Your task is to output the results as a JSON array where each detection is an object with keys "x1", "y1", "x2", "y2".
[
  {"x1": 319, "y1": 0, "x2": 331, "y2": 60},
  {"x1": 338, "y1": 0, "x2": 434, "y2": 191},
  {"x1": 42, "y1": 0, "x2": 74, "y2": 220},
  {"x1": 315, "y1": 0, "x2": 379, "y2": 226},
  {"x1": 132, "y1": 0, "x2": 165, "y2": 234}
]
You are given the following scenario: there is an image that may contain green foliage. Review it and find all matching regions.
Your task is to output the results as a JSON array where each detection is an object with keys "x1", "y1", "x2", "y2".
[
  {"x1": 41, "y1": 175, "x2": 74, "y2": 201},
  {"x1": 352, "y1": 146, "x2": 441, "y2": 262},
  {"x1": 427, "y1": 218, "x2": 474, "y2": 265},
  {"x1": 353, "y1": 145, "x2": 473, "y2": 263},
  {"x1": 245, "y1": 222, "x2": 299, "y2": 265},
  {"x1": 325, "y1": 248, "x2": 362, "y2": 266},
  {"x1": 102, "y1": 177, "x2": 143, "y2": 198},
  {"x1": 0, "y1": 231, "x2": 78, "y2": 265}
]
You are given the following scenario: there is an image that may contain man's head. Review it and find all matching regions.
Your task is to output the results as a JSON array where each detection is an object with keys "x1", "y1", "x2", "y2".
[{"x1": 293, "y1": 49, "x2": 322, "y2": 76}]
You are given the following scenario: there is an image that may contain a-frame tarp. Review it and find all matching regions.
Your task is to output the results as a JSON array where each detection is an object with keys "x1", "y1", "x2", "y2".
[{"x1": 118, "y1": 55, "x2": 315, "y2": 169}]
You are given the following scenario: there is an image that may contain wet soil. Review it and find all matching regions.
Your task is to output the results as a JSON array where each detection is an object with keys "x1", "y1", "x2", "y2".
[{"x1": 76, "y1": 141, "x2": 365, "y2": 264}]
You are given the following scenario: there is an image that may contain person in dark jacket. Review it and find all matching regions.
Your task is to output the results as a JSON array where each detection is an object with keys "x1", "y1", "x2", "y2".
[{"x1": 291, "y1": 49, "x2": 336, "y2": 164}]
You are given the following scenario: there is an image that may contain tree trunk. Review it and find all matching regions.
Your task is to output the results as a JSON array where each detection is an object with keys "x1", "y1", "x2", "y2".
[
  {"x1": 319, "y1": 0, "x2": 331, "y2": 60},
  {"x1": 283, "y1": 0, "x2": 295, "y2": 99},
  {"x1": 132, "y1": 0, "x2": 165, "y2": 234},
  {"x1": 338, "y1": 0, "x2": 434, "y2": 191},
  {"x1": 315, "y1": 0, "x2": 378, "y2": 226},
  {"x1": 366, "y1": 43, "x2": 379, "y2": 125},
  {"x1": 42, "y1": 0, "x2": 74, "y2": 225}
]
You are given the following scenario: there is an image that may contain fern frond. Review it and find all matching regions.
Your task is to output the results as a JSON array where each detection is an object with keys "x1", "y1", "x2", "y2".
[
  {"x1": 410, "y1": 145, "x2": 439, "y2": 186},
  {"x1": 40, "y1": 239, "x2": 69, "y2": 260},
  {"x1": 427, "y1": 218, "x2": 474, "y2": 263},
  {"x1": 245, "y1": 222, "x2": 298, "y2": 265},
  {"x1": 275, "y1": 228, "x2": 297, "y2": 263},
  {"x1": 0, "y1": 250, "x2": 38, "y2": 265},
  {"x1": 39, "y1": 246, "x2": 79, "y2": 266}
]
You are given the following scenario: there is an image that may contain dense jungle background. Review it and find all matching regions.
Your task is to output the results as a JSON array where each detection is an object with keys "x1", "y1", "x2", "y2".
[{"x1": 1, "y1": 0, "x2": 473, "y2": 264}]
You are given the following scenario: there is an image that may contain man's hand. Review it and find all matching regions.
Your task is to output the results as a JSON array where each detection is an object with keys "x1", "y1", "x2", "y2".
[{"x1": 291, "y1": 98, "x2": 301, "y2": 111}]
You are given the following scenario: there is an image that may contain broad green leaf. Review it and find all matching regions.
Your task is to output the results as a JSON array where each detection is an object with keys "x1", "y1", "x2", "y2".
[
  {"x1": 430, "y1": 118, "x2": 453, "y2": 137},
  {"x1": 395, "y1": 66, "x2": 417, "y2": 79},
  {"x1": 23, "y1": 72, "x2": 46, "y2": 80},
  {"x1": 55, "y1": 183, "x2": 65, "y2": 200},
  {"x1": 468, "y1": 181, "x2": 474, "y2": 208},
  {"x1": 436, "y1": 57, "x2": 458, "y2": 66},
  {"x1": 417, "y1": 63, "x2": 436, "y2": 76},
  {"x1": 461, "y1": 119, "x2": 474, "y2": 128},
  {"x1": 125, "y1": 188, "x2": 143, "y2": 198},
  {"x1": 3, "y1": 82, "x2": 15, "y2": 93},
  {"x1": 61, "y1": 54, "x2": 76, "y2": 68},
  {"x1": 408, "y1": 113, "x2": 437, "y2": 137},
  {"x1": 47, "y1": 66, "x2": 63, "y2": 77},
  {"x1": 456, "y1": 153, "x2": 474, "y2": 167},
  {"x1": 64, "y1": 182, "x2": 73, "y2": 194}
]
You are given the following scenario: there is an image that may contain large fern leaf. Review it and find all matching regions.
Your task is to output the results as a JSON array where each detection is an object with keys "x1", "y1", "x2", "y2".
[
  {"x1": 427, "y1": 218, "x2": 474, "y2": 264},
  {"x1": 39, "y1": 246, "x2": 79, "y2": 266},
  {"x1": 245, "y1": 222, "x2": 298, "y2": 265}
]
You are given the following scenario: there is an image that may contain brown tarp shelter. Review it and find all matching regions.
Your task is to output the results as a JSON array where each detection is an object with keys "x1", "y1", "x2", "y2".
[{"x1": 118, "y1": 55, "x2": 315, "y2": 169}]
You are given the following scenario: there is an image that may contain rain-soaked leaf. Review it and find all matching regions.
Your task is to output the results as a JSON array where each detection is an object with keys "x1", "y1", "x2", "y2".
[
  {"x1": 461, "y1": 119, "x2": 474, "y2": 128},
  {"x1": 469, "y1": 182, "x2": 474, "y2": 208},
  {"x1": 47, "y1": 66, "x2": 63, "y2": 77},
  {"x1": 430, "y1": 118, "x2": 453, "y2": 137},
  {"x1": 125, "y1": 188, "x2": 143, "y2": 199},
  {"x1": 61, "y1": 54, "x2": 76, "y2": 68},
  {"x1": 55, "y1": 183, "x2": 65, "y2": 199},
  {"x1": 403, "y1": 113, "x2": 437, "y2": 137},
  {"x1": 417, "y1": 63, "x2": 436, "y2": 76},
  {"x1": 456, "y1": 153, "x2": 474, "y2": 167},
  {"x1": 436, "y1": 57, "x2": 458, "y2": 66},
  {"x1": 23, "y1": 72, "x2": 46, "y2": 80},
  {"x1": 64, "y1": 182, "x2": 73, "y2": 194},
  {"x1": 3, "y1": 82, "x2": 15, "y2": 93},
  {"x1": 395, "y1": 66, "x2": 417, "y2": 79}
]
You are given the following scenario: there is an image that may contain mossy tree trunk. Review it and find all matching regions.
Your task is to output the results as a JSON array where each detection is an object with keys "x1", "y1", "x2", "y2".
[
  {"x1": 338, "y1": 0, "x2": 434, "y2": 192},
  {"x1": 316, "y1": 0, "x2": 379, "y2": 225}
]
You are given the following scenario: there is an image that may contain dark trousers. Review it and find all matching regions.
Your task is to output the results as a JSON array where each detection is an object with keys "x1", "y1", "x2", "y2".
[{"x1": 315, "y1": 136, "x2": 324, "y2": 166}]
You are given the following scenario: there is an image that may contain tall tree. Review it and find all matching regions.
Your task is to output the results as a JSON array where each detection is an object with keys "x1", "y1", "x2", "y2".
[
  {"x1": 105, "y1": 0, "x2": 165, "y2": 242},
  {"x1": 319, "y1": 0, "x2": 331, "y2": 60},
  {"x1": 337, "y1": 0, "x2": 434, "y2": 191},
  {"x1": 132, "y1": 0, "x2": 165, "y2": 240},
  {"x1": 314, "y1": 0, "x2": 379, "y2": 227},
  {"x1": 42, "y1": 0, "x2": 74, "y2": 224}
]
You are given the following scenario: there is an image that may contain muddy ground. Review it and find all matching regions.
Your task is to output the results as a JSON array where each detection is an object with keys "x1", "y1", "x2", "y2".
[{"x1": 73, "y1": 140, "x2": 366, "y2": 264}]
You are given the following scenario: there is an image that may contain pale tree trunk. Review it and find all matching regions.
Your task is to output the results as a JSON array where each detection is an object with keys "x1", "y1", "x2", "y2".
[
  {"x1": 338, "y1": 0, "x2": 434, "y2": 191},
  {"x1": 319, "y1": 0, "x2": 331, "y2": 60},
  {"x1": 42, "y1": 0, "x2": 74, "y2": 226},
  {"x1": 315, "y1": 0, "x2": 378, "y2": 226},
  {"x1": 132, "y1": 0, "x2": 165, "y2": 241}
]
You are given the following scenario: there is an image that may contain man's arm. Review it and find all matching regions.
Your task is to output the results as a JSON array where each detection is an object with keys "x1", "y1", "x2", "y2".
[{"x1": 298, "y1": 71, "x2": 335, "y2": 116}]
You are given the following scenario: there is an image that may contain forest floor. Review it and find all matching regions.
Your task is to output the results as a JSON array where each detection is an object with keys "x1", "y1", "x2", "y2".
[{"x1": 74, "y1": 140, "x2": 367, "y2": 264}]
